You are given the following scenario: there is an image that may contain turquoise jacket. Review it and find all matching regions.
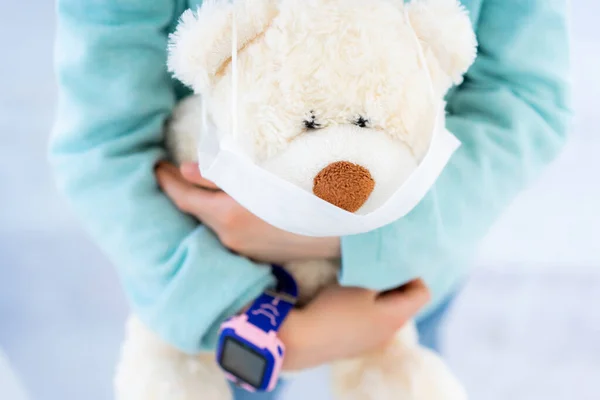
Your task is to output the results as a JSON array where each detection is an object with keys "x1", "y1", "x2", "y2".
[{"x1": 50, "y1": 0, "x2": 572, "y2": 354}]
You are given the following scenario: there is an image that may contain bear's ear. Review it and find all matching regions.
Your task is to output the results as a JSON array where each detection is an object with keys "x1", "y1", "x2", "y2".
[
  {"x1": 405, "y1": 0, "x2": 477, "y2": 85},
  {"x1": 167, "y1": 0, "x2": 279, "y2": 93}
]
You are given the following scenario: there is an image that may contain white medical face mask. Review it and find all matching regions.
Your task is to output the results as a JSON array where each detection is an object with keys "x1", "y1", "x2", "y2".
[{"x1": 196, "y1": 8, "x2": 460, "y2": 237}]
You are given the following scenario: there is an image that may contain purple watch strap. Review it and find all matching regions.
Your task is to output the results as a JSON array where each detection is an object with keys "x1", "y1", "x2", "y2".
[{"x1": 245, "y1": 265, "x2": 298, "y2": 333}]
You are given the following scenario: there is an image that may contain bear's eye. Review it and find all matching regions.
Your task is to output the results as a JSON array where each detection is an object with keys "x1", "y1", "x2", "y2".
[
  {"x1": 354, "y1": 116, "x2": 369, "y2": 128},
  {"x1": 303, "y1": 111, "x2": 322, "y2": 130}
]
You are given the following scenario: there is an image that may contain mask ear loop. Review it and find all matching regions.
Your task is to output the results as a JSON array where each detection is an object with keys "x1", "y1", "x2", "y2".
[
  {"x1": 201, "y1": 91, "x2": 208, "y2": 144},
  {"x1": 231, "y1": 5, "x2": 239, "y2": 143},
  {"x1": 404, "y1": 6, "x2": 442, "y2": 148},
  {"x1": 404, "y1": 6, "x2": 446, "y2": 231},
  {"x1": 404, "y1": 7, "x2": 435, "y2": 103},
  {"x1": 202, "y1": 4, "x2": 238, "y2": 147}
]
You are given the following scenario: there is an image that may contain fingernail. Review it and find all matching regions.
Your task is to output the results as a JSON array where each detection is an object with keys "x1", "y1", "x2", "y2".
[{"x1": 180, "y1": 162, "x2": 198, "y2": 175}]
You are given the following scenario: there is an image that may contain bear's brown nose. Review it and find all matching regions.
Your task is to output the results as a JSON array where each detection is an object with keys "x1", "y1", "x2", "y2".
[{"x1": 313, "y1": 161, "x2": 375, "y2": 213}]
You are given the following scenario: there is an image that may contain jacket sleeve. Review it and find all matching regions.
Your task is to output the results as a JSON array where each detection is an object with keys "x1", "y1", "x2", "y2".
[
  {"x1": 49, "y1": 0, "x2": 274, "y2": 353},
  {"x1": 339, "y1": 0, "x2": 572, "y2": 300}
]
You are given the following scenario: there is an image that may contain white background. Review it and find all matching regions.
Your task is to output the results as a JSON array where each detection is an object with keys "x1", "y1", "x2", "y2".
[{"x1": 0, "y1": 1, "x2": 598, "y2": 399}]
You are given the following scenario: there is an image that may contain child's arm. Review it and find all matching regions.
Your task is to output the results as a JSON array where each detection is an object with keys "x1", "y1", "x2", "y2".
[
  {"x1": 339, "y1": 0, "x2": 572, "y2": 301},
  {"x1": 50, "y1": 0, "x2": 275, "y2": 354}
]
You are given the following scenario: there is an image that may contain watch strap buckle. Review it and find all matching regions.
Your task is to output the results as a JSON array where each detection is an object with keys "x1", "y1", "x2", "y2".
[{"x1": 264, "y1": 289, "x2": 297, "y2": 306}]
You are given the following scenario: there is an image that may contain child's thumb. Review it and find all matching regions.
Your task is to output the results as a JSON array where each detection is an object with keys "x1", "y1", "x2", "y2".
[{"x1": 375, "y1": 279, "x2": 431, "y2": 322}]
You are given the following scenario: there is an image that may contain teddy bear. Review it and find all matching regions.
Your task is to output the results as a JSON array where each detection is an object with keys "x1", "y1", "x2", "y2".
[{"x1": 114, "y1": 0, "x2": 477, "y2": 399}]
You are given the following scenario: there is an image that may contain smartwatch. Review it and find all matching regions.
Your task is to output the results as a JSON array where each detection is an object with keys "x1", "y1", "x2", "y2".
[{"x1": 216, "y1": 265, "x2": 298, "y2": 392}]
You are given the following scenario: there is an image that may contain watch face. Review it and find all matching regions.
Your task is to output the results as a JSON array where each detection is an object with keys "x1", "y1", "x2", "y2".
[{"x1": 219, "y1": 336, "x2": 268, "y2": 388}]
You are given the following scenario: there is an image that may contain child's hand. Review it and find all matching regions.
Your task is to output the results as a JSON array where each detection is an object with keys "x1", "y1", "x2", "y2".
[
  {"x1": 279, "y1": 280, "x2": 431, "y2": 371},
  {"x1": 155, "y1": 161, "x2": 340, "y2": 263}
]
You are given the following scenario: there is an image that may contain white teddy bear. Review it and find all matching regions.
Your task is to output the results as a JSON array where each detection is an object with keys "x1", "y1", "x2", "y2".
[{"x1": 114, "y1": 0, "x2": 477, "y2": 399}]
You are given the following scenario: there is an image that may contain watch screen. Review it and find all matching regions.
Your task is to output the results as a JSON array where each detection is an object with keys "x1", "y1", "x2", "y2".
[{"x1": 220, "y1": 337, "x2": 267, "y2": 388}]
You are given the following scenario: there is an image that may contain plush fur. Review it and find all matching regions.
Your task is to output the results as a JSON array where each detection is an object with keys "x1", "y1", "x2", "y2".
[{"x1": 115, "y1": 0, "x2": 477, "y2": 399}]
